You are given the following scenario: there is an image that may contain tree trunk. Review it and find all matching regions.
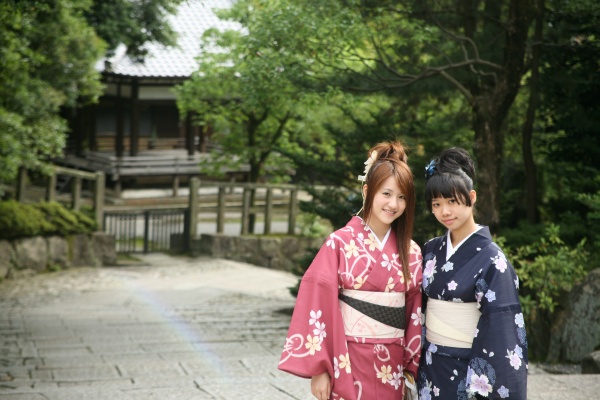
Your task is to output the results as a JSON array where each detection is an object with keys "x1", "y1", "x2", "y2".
[
  {"x1": 521, "y1": 0, "x2": 544, "y2": 223},
  {"x1": 472, "y1": 99, "x2": 503, "y2": 232},
  {"x1": 469, "y1": 0, "x2": 534, "y2": 232}
]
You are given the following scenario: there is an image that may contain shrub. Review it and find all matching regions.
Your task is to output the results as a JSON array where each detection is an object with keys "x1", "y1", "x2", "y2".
[
  {"x1": 0, "y1": 201, "x2": 53, "y2": 239},
  {"x1": 503, "y1": 224, "x2": 588, "y2": 360},
  {"x1": 0, "y1": 201, "x2": 97, "y2": 240},
  {"x1": 36, "y1": 202, "x2": 97, "y2": 235}
]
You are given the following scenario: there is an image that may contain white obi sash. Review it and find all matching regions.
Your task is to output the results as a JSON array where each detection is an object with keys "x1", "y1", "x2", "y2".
[
  {"x1": 339, "y1": 289, "x2": 405, "y2": 339},
  {"x1": 425, "y1": 299, "x2": 481, "y2": 348}
]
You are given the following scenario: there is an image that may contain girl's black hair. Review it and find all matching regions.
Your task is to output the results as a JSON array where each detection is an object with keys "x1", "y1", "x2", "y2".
[{"x1": 424, "y1": 147, "x2": 476, "y2": 212}]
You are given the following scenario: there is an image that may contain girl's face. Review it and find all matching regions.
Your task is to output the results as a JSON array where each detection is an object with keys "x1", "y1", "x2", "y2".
[
  {"x1": 430, "y1": 190, "x2": 476, "y2": 236},
  {"x1": 365, "y1": 176, "x2": 406, "y2": 236}
]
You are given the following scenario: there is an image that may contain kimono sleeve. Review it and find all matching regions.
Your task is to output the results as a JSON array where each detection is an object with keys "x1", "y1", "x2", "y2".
[
  {"x1": 403, "y1": 241, "x2": 423, "y2": 377},
  {"x1": 467, "y1": 245, "x2": 528, "y2": 399},
  {"x1": 278, "y1": 235, "x2": 350, "y2": 386}
]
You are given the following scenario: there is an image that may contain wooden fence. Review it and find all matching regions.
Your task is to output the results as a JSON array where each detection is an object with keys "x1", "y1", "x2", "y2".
[
  {"x1": 16, "y1": 166, "x2": 105, "y2": 227},
  {"x1": 187, "y1": 178, "x2": 299, "y2": 241}
]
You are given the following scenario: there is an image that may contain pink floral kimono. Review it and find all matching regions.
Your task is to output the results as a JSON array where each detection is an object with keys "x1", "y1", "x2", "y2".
[{"x1": 279, "y1": 216, "x2": 423, "y2": 399}]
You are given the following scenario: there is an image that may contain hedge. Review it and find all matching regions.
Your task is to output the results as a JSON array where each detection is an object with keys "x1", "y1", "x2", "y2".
[{"x1": 0, "y1": 201, "x2": 97, "y2": 240}]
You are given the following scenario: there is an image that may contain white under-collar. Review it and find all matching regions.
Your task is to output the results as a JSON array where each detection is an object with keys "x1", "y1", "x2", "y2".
[
  {"x1": 359, "y1": 217, "x2": 391, "y2": 249},
  {"x1": 371, "y1": 227, "x2": 391, "y2": 249},
  {"x1": 446, "y1": 226, "x2": 483, "y2": 260}
]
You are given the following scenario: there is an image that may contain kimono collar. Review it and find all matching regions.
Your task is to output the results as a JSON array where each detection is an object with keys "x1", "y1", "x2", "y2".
[
  {"x1": 352, "y1": 216, "x2": 391, "y2": 249},
  {"x1": 446, "y1": 225, "x2": 484, "y2": 261}
]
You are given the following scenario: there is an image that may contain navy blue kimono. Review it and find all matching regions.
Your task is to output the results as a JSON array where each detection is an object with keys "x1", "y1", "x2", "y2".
[{"x1": 417, "y1": 226, "x2": 527, "y2": 399}]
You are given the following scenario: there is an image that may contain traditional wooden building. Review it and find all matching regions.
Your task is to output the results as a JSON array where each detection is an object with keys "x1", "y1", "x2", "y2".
[{"x1": 60, "y1": 0, "x2": 242, "y2": 194}]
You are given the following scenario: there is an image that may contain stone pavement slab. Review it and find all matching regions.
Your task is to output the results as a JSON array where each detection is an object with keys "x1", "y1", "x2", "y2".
[{"x1": 0, "y1": 253, "x2": 598, "y2": 399}]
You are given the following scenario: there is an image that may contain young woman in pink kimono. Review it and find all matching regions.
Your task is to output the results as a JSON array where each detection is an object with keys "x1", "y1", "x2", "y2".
[{"x1": 279, "y1": 141, "x2": 423, "y2": 400}]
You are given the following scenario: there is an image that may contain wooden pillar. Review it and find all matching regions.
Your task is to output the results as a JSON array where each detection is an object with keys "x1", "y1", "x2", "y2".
[
  {"x1": 172, "y1": 175, "x2": 180, "y2": 197},
  {"x1": 90, "y1": 105, "x2": 97, "y2": 152},
  {"x1": 185, "y1": 113, "x2": 194, "y2": 156},
  {"x1": 188, "y1": 178, "x2": 199, "y2": 244},
  {"x1": 46, "y1": 172, "x2": 57, "y2": 202},
  {"x1": 217, "y1": 186, "x2": 225, "y2": 234},
  {"x1": 16, "y1": 167, "x2": 27, "y2": 202},
  {"x1": 72, "y1": 107, "x2": 84, "y2": 155},
  {"x1": 71, "y1": 177, "x2": 82, "y2": 211},
  {"x1": 94, "y1": 171, "x2": 105, "y2": 228},
  {"x1": 241, "y1": 187, "x2": 251, "y2": 235},
  {"x1": 288, "y1": 188, "x2": 298, "y2": 235},
  {"x1": 116, "y1": 83, "x2": 125, "y2": 158},
  {"x1": 264, "y1": 188, "x2": 273, "y2": 235},
  {"x1": 129, "y1": 80, "x2": 139, "y2": 156}
]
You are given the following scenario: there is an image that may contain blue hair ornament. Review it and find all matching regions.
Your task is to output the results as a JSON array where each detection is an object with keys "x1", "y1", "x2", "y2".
[{"x1": 425, "y1": 159, "x2": 437, "y2": 180}]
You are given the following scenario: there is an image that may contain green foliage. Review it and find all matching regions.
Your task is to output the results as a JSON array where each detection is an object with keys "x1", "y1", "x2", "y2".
[
  {"x1": 506, "y1": 224, "x2": 588, "y2": 315},
  {"x1": 503, "y1": 223, "x2": 589, "y2": 359},
  {"x1": 85, "y1": 0, "x2": 182, "y2": 59},
  {"x1": 0, "y1": 201, "x2": 97, "y2": 240},
  {"x1": 0, "y1": 0, "x2": 104, "y2": 186},
  {"x1": 288, "y1": 246, "x2": 320, "y2": 298},
  {"x1": 578, "y1": 189, "x2": 600, "y2": 258},
  {"x1": 0, "y1": 201, "x2": 53, "y2": 239},
  {"x1": 35, "y1": 202, "x2": 98, "y2": 236},
  {"x1": 296, "y1": 213, "x2": 331, "y2": 239},
  {"x1": 0, "y1": 0, "x2": 182, "y2": 192}
]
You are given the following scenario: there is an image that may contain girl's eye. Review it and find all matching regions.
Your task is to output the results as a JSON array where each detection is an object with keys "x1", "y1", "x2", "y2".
[
  {"x1": 383, "y1": 192, "x2": 390, "y2": 196},
  {"x1": 432, "y1": 203, "x2": 439, "y2": 208},
  {"x1": 399, "y1": 195, "x2": 405, "y2": 199}
]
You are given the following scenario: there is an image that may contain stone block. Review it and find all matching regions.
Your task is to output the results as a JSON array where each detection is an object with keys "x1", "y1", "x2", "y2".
[
  {"x1": 0, "y1": 240, "x2": 15, "y2": 279},
  {"x1": 560, "y1": 269, "x2": 600, "y2": 362},
  {"x1": 193, "y1": 234, "x2": 324, "y2": 272},
  {"x1": 91, "y1": 232, "x2": 116, "y2": 266},
  {"x1": 47, "y1": 236, "x2": 70, "y2": 269},
  {"x1": 13, "y1": 237, "x2": 47, "y2": 272},
  {"x1": 582, "y1": 350, "x2": 600, "y2": 374},
  {"x1": 70, "y1": 234, "x2": 98, "y2": 267}
]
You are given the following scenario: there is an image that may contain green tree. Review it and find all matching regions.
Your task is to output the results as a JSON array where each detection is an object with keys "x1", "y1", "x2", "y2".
[
  {"x1": 0, "y1": 0, "x2": 183, "y2": 191},
  {"x1": 0, "y1": 0, "x2": 104, "y2": 186},
  {"x1": 84, "y1": 0, "x2": 183, "y2": 59},
  {"x1": 238, "y1": 0, "x2": 540, "y2": 231}
]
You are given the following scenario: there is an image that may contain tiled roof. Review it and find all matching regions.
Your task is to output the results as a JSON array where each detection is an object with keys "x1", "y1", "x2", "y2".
[{"x1": 99, "y1": 0, "x2": 239, "y2": 78}]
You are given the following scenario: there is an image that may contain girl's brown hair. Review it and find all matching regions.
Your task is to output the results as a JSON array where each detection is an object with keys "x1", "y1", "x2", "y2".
[{"x1": 358, "y1": 140, "x2": 415, "y2": 286}]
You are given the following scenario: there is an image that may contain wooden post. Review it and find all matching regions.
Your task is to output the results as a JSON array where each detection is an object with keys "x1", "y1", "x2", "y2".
[
  {"x1": 94, "y1": 171, "x2": 105, "y2": 228},
  {"x1": 264, "y1": 188, "x2": 273, "y2": 235},
  {"x1": 241, "y1": 187, "x2": 251, "y2": 235},
  {"x1": 188, "y1": 178, "x2": 199, "y2": 245},
  {"x1": 72, "y1": 177, "x2": 82, "y2": 211},
  {"x1": 47, "y1": 172, "x2": 57, "y2": 202},
  {"x1": 217, "y1": 186, "x2": 225, "y2": 234},
  {"x1": 130, "y1": 80, "x2": 139, "y2": 156},
  {"x1": 116, "y1": 83, "x2": 124, "y2": 158},
  {"x1": 16, "y1": 167, "x2": 27, "y2": 202},
  {"x1": 172, "y1": 175, "x2": 180, "y2": 197},
  {"x1": 288, "y1": 187, "x2": 298, "y2": 235}
]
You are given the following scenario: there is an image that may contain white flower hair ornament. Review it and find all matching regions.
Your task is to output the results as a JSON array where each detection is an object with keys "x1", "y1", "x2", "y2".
[{"x1": 358, "y1": 150, "x2": 378, "y2": 182}]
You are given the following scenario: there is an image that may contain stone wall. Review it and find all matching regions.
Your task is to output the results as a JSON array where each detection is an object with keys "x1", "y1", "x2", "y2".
[
  {"x1": 191, "y1": 234, "x2": 324, "y2": 272},
  {"x1": 549, "y1": 268, "x2": 600, "y2": 363},
  {"x1": 0, "y1": 233, "x2": 116, "y2": 279}
]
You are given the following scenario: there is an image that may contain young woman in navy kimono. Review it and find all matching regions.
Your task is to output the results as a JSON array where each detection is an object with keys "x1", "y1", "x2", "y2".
[{"x1": 417, "y1": 148, "x2": 527, "y2": 399}]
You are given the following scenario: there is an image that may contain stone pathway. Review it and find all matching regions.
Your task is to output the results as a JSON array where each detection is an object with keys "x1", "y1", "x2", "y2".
[{"x1": 0, "y1": 254, "x2": 597, "y2": 399}]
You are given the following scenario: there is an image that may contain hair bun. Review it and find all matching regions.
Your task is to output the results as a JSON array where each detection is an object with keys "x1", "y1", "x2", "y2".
[
  {"x1": 437, "y1": 147, "x2": 475, "y2": 180},
  {"x1": 370, "y1": 141, "x2": 408, "y2": 164}
]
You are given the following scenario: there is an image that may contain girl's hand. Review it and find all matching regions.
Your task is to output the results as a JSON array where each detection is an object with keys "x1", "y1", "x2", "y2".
[{"x1": 311, "y1": 371, "x2": 331, "y2": 400}]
